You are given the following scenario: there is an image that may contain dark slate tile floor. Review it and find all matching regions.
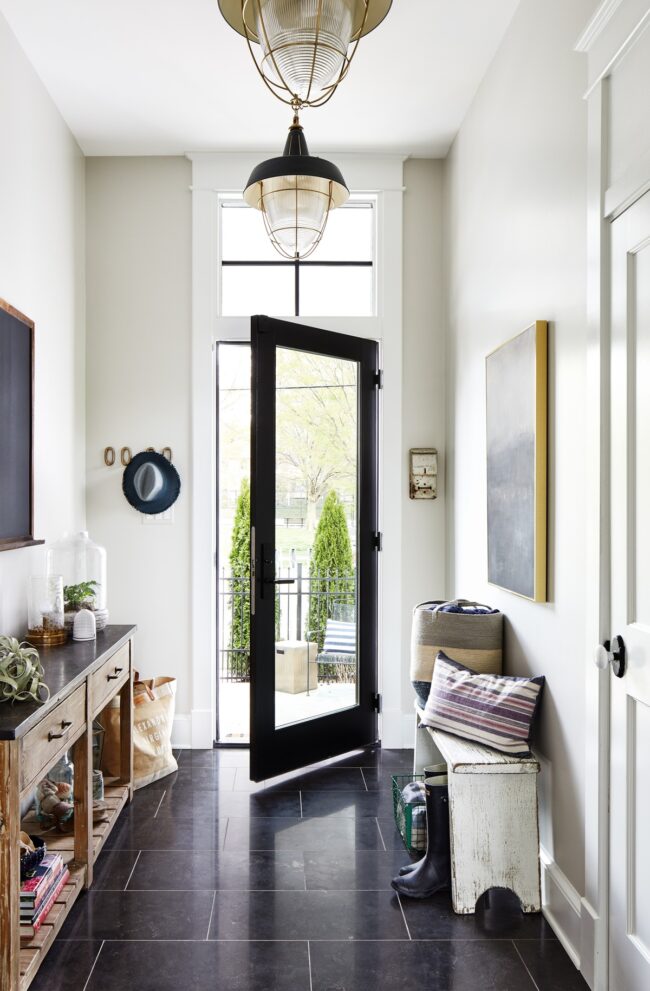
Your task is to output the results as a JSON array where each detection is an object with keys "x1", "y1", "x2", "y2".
[{"x1": 30, "y1": 745, "x2": 588, "y2": 991}]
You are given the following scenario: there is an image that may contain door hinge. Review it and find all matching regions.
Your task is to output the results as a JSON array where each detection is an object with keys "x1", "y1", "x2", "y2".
[
  {"x1": 372, "y1": 693, "x2": 382, "y2": 713},
  {"x1": 372, "y1": 531, "x2": 383, "y2": 551},
  {"x1": 373, "y1": 370, "x2": 383, "y2": 389}
]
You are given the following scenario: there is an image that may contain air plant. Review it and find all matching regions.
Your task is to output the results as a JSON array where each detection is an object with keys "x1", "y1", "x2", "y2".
[{"x1": 0, "y1": 636, "x2": 49, "y2": 704}]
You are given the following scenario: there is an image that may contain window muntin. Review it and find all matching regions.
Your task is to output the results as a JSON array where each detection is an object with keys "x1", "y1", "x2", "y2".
[{"x1": 220, "y1": 197, "x2": 375, "y2": 317}]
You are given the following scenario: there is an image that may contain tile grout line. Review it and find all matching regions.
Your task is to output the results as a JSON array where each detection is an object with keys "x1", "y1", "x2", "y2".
[
  {"x1": 299, "y1": 790, "x2": 304, "y2": 818},
  {"x1": 81, "y1": 939, "x2": 105, "y2": 991},
  {"x1": 123, "y1": 850, "x2": 142, "y2": 891},
  {"x1": 359, "y1": 768, "x2": 369, "y2": 792},
  {"x1": 59, "y1": 937, "x2": 418, "y2": 944},
  {"x1": 375, "y1": 818, "x2": 387, "y2": 851},
  {"x1": 307, "y1": 939, "x2": 314, "y2": 991},
  {"x1": 222, "y1": 818, "x2": 230, "y2": 851},
  {"x1": 205, "y1": 890, "x2": 217, "y2": 940},
  {"x1": 512, "y1": 941, "x2": 542, "y2": 991},
  {"x1": 396, "y1": 894, "x2": 412, "y2": 941},
  {"x1": 153, "y1": 789, "x2": 167, "y2": 819}
]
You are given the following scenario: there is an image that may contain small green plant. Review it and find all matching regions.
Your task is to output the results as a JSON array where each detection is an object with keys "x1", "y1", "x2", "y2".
[
  {"x1": 0, "y1": 636, "x2": 50, "y2": 704},
  {"x1": 64, "y1": 581, "x2": 99, "y2": 611}
]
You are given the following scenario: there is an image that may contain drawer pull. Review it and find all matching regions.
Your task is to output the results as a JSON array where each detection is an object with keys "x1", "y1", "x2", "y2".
[
  {"x1": 114, "y1": 667, "x2": 123, "y2": 674},
  {"x1": 48, "y1": 719, "x2": 73, "y2": 741},
  {"x1": 106, "y1": 674, "x2": 120, "y2": 681}
]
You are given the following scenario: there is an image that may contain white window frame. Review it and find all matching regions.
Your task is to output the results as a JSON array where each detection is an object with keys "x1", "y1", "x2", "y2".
[
  {"x1": 218, "y1": 193, "x2": 378, "y2": 318},
  {"x1": 187, "y1": 151, "x2": 405, "y2": 751}
]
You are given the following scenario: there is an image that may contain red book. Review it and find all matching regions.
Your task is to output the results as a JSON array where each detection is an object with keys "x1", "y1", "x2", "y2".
[
  {"x1": 20, "y1": 854, "x2": 64, "y2": 911},
  {"x1": 20, "y1": 868, "x2": 70, "y2": 940}
]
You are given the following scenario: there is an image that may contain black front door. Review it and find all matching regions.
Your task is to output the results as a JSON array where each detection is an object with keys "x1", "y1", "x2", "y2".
[{"x1": 250, "y1": 315, "x2": 379, "y2": 781}]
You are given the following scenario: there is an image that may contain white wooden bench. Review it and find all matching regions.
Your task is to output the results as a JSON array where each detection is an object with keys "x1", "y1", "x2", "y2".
[{"x1": 414, "y1": 703, "x2": 541, "y2": 915}]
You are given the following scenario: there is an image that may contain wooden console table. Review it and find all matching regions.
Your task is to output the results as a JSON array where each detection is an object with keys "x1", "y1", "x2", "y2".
[{"x1": 0, "y1": 625, "x2": 136, "y2": 991}]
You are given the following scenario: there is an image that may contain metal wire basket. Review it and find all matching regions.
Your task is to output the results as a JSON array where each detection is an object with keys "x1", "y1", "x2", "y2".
[{"x1": 391, "y1": 773, "x2": 428, "y2": 854}]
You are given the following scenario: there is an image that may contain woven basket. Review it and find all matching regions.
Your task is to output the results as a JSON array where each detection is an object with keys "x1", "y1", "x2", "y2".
[{"x1": 410, "y1": 600, "x2": 503, "y2": 705}]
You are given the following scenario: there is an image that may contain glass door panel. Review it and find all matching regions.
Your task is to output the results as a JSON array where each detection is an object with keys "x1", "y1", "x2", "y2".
[
  {"x1": 274, "y1": 347, "x2": 359, "y2": 729},
  {"x1": 250, "y1": 315, "x2": 379, "y2": 781}
]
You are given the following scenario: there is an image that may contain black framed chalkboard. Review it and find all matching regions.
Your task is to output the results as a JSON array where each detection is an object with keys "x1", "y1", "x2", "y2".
[{"x1": 0, "y1": 299, "x2": 42, "y2": 551}]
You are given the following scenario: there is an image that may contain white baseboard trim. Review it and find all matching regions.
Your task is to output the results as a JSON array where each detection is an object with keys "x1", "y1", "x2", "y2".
[
  {"x1": 191, "y1": 708, "x2": 215, "y2": 749},
  {"x1": 380, "y1": 707, "x2": 404, "y2": 749},
  {"x1": 579, "y1": 897, "x2": 599, "y2": 991},
  {"x1": 171, "y1": 714, "x2": 191, "y2": 748},
  {"x1": 540, "y1": 845, "x2": 582, "y2": 969}
]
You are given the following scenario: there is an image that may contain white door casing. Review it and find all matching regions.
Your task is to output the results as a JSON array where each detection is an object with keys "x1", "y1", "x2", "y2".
[
  {"x1": 189, "y1": 153, "x2": 406, "y2": 750},
  {"x1": 579, "y1": 2, "x2": 650, "y2": 987},
  {"x1": 608, "y1": 191, "x2": 650, "y2": 991}
]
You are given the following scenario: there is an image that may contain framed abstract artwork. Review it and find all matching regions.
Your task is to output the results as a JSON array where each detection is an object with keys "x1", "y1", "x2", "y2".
[{"x1": 486, "y1": 321, "x2": 547, "y2": 601}]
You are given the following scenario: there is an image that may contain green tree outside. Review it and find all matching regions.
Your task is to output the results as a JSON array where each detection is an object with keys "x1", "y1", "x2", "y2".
[
  {"x1": 307, "y1": 490, "x2": 355, "y2": 655},
  {"x1": 228, "y1": 477, "x2": 281, "y2": 678},
  {"x1": 229, "y1": 478, "x2": 251, "y2": 678}
]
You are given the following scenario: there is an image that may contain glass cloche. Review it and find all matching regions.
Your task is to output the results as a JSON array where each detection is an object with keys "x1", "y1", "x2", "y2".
[{"x1": 46, "y1": 531, "x2": 109, "y2": 631}]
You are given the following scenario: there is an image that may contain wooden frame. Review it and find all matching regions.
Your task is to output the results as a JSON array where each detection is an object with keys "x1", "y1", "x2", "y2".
[
  {"x1": 0, "y1": 298, "x2": 42, "y2": 553},
  {"x1": 485, "y1": 320, "x2": 548, "y2": 602}
]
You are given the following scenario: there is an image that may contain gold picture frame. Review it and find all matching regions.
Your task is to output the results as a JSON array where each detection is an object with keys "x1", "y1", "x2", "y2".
[{"x1": 485, "y1": 320, "x2": 547, "y2": 602}]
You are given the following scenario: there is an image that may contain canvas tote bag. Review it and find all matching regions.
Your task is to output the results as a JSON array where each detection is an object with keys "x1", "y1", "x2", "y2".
[{"x1": 100, "y1": 675, "x2": 178, "y2": 789}]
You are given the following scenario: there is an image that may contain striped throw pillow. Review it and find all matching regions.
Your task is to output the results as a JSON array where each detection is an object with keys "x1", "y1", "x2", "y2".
[
  {"x1": 322, "y1": 620, "x2": 356, "y2": 655},
  {"x1": 421, "y1": 652, "x2": 544, "y2": 757}
]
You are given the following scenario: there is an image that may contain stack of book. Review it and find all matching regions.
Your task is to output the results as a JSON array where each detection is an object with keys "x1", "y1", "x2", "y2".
[{"x1": 20, "y1": 853, "x2": 70, "y2": 942}]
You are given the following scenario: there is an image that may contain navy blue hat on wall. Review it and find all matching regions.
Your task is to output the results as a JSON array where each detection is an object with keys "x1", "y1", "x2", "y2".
[{"x1": 122, "y1": 451, "x2": 181, "y2": 515}]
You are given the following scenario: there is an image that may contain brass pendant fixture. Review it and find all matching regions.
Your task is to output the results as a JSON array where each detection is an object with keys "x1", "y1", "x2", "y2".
[
  {"x1": 243, "y1": 114, "x2": 349, "y2": 259},
  {"x1": 219, "y1": 0, "x2": 393, "y2": 109}
]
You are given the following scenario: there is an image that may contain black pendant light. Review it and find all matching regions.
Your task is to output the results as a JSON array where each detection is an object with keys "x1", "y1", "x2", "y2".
[
  {"x1": 219, "y1": 0, "x2": 393, "y2": 109},
  {"x1": 244, "y1": 114, "x2": 349, "y2": 259}
]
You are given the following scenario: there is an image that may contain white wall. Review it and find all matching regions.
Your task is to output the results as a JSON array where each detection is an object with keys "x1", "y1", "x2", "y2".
[
  {"x1": 445, "y1": 0, "x2": 596, "y2": 899},
  {"x1": 85, "y1": 157, "x2": 192, "y2": 714},
  {"x1": 401, "y1": 159, "x2": 447, "y2": 719},
  {"x1": 85, "y1": 154, "x2": 445, "y2": 743},
  {"x1": 0, "y1": 12, "x2": 85, "y2": 634}
]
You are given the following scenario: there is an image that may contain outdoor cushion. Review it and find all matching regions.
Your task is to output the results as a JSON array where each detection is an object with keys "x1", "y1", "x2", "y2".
[{"x1": 322, "y1": 620, "x2": 356, "y2": 655}]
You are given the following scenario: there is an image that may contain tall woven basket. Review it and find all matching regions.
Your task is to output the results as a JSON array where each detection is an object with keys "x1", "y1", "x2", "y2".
[{"x1": 410, "y1": 599, "x2": 503, "y2": 706}]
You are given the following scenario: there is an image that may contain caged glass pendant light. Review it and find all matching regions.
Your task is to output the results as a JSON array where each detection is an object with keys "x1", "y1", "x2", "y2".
[
  {"x1": 243, "y1": 113, "x2": 349, "y2": 259},
  {"x1": 219, "y1": 0, "x2": 393, "y2": 109}
]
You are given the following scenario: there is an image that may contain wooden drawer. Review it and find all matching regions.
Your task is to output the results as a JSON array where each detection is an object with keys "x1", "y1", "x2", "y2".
[
  {"x1": 90, "y1": 643, "x2": 130, "y2": 716},
  {"x1": 21, "y1": 685, "x2": 86, "y2": 791}
]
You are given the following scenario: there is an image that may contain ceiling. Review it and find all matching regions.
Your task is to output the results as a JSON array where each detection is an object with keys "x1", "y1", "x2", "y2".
[{"x1": 0, "y1": 0, "x2": 520, "y2": 157}]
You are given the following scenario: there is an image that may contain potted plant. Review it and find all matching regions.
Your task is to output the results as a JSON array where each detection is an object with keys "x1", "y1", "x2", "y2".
[
  {"x1": 0, "y1": 636, "x2": 49, "y2": 704},
  {"x1": 63, "y1": 580, "x2": 99, "y2": 630}
]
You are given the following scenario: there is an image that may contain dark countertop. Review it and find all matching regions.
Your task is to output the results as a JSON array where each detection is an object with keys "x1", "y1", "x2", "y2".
[{"x1": 0, "y1": 624, "x2": 136, "y2": 741}]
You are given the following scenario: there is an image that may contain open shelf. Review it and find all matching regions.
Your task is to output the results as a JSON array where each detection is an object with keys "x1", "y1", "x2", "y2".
[{"x1": 19, "y1": 782, "x2": 130, "y2": 989}]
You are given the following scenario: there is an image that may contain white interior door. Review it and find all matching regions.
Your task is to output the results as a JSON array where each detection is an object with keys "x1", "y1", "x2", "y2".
[{"x1": 609, "y1": 190, "x2": 650, "y2": 991}]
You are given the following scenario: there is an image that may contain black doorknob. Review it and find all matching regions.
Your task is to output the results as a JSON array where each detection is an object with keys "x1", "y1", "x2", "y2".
[{"x1": 595, "y1": 635, "x2": 626, "y2": 678}]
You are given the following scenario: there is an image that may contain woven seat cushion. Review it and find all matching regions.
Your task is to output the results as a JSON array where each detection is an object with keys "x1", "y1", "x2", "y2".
[{"x1": 421, "y1": 652, "x2": 544, "y2": 758}]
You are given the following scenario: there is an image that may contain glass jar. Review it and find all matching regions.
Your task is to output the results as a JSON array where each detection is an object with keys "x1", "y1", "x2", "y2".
[
  {"x1": 35, "y1": 753, "x2": 74, "y2": 826},
  {"x1": 46, "y1": 531, "x2": 109, "y2": 630},
  {"x1": 26, "y1": 575, "x2": 66, "y2": 646}
]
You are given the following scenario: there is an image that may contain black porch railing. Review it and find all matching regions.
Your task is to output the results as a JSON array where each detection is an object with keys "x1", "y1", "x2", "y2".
[{"x1": 218, "y1": 566, "x2": 356, "y2": 683}]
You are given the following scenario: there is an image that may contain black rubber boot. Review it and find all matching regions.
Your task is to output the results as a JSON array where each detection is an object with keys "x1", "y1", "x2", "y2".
[
  {"x1": 391, "y1": 776, "x2": 451, "y2": 898},
  {"x1": 398, "y1": 764, "x2": 447, "y2": 876}
]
